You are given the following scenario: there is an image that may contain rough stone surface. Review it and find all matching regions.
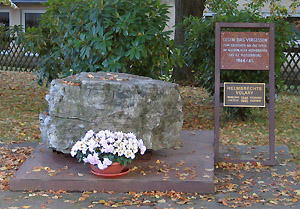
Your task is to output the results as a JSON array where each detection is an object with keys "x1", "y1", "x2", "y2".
[{"x1": 40, "y1": 72, "x2": 183, "y2": 153}]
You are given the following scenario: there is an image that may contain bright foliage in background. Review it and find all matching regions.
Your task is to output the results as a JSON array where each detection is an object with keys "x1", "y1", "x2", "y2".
[{"x1": 0, "y1": 0, "x2": 17, "y2": 8}]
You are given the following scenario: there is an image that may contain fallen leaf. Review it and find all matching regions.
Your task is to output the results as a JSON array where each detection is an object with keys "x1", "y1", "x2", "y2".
[
  {"x1": 269, "y1": 200, "x2": 278, "y2": 205},
  {"x1": 157, "y1": 199, "x2": 166, "y2": 203},
  {"x1": 176, "y1": 200, "x2": 188, "y2": 205},
  {"x1": 88, "y1": 74, "x2": 95, "y2": 79},
  {"x1": 258, "y1": 181, "x2": 264, "y2": 184},
  {"x1": 93, "y1": 200, "x2": 106, "y2": 204}
]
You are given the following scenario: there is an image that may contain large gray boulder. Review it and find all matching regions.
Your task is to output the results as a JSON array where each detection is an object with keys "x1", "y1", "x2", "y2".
[{"x1": 40, "y1": 72, "x2": 183, "y2": 153}]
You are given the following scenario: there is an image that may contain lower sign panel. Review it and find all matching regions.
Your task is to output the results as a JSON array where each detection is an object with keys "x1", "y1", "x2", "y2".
[{"x1": 224, "y1": 83, "x2": 265, "y2": 107}]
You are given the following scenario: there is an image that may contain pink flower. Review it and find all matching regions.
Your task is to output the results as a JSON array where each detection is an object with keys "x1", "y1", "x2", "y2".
[
  {"x1": 137, "y1": 139, "x2": 144, "y2": 148},
  {"x1": 106, "y1": 145, "x2": 114, "y2": 153},
  {"x1": 87, "y1": 139, "x2": 98, "y2": 152},
  {"x1": 102, "y1": 144, "x2": 114, "y2": 153},
  {"x1": 137, "y1": 139, "x2": 146, "y2": 154},
  {"x1": 127, "y1": 132, "x2": 136, "y2": 140},
  {"x1": 100, "y1": 138, "x2": 108, "y2": 147},
  {"x1": 97, "y1": 162, "x2": 107, "y2": 170},
  {"x1": 86, "y1": 153, "x2": 100, "y2": 165},
  {"x1": 84, "y1": 130, "x2": 94, "y2": 140},
  {"x1": 107, "y1": 137, "x2": 115, "y2": 144},
  {"x1": 140, "y1": 145, "x2": 146, "y2": 155},
  {"x1": 103, "y1": 158, "x2": 112, "y2": 167}
]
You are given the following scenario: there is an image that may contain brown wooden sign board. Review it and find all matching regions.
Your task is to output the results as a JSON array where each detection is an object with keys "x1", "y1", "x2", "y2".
[
  {"x1": 224, "y1": 83, "x2": 265, "y2": 107},
  {"x1": 214, "y1": 22, "x2": 275, "y2": 166},
  {"x1": 221, "y1": 32, "x2": 270, "y2": 70}
]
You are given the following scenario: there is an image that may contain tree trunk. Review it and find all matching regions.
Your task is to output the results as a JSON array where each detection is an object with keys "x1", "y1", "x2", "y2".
[{"x1": 174, "y1": 0, "x2": 206, "y2": 82}]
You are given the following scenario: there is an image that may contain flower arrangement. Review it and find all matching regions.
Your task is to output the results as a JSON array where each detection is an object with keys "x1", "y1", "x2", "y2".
[{"x1": 71, "y1": 130, "x2": 146, "y2": 170}]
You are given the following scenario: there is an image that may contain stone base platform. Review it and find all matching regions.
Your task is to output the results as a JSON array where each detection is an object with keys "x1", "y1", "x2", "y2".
[{"x1": 10, "y1": 130, "x2": 214, "y2": 193}]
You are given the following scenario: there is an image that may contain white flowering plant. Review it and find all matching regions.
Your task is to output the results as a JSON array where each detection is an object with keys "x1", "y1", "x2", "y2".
[{"x1": 71, "y1": 130, "x2": 147, "y2": 170}]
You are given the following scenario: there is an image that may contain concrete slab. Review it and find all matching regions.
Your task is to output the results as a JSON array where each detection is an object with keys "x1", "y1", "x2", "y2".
[{"x1": 10, "y1": 130, "x2": 214, "y2": 193}]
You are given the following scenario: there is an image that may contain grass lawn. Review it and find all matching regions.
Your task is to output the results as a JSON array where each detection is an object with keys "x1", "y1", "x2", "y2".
[
  {"x1": 180, "y1": 87, "x2": 299, "y2": 164},
  {"x1": 0, "y1": 71, "x2": 48, "y2": 143},
  {"x1": 0, "y1": 71, "x2": 299, "y2": 164}
]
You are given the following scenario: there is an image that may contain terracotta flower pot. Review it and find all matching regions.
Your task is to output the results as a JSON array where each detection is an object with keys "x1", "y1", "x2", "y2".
[{"x1": 90, "y1": 162, "x2": 125, "y2": 175}]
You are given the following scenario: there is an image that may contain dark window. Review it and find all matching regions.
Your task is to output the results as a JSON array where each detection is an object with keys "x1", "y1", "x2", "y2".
[
  {"x1": 0, "y1": 12, "x2": 9, "y2": 27},
  {"x1": 25, "y1": 13, "x2": 42, "y2": 30}
]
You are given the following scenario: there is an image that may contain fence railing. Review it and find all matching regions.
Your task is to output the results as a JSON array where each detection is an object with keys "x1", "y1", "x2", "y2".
[
  {"x1": 280, "y1": 42, "x2": 300, "y2": 94},
  {"x1": 1, "y1": 34, "x2": 299, "y2": 93},
  {"x1": 0, "y1": 25, "x2": 39, "y2": 72},
  {"x1": 0, "y1": 41, "x2": 38, "y2": 72}
]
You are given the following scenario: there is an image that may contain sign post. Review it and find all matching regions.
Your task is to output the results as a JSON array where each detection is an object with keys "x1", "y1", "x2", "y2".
[{"x1": 214, "y1": 23, "x2": 275, "y2": 165}]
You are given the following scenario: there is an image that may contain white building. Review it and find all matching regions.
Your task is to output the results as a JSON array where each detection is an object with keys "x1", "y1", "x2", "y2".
[{"x1": 0, "y1": 0, "x2": 47, "y2": 30}]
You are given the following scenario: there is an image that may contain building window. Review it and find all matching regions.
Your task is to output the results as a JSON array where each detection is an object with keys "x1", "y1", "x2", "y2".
[
  {"x1": 22, "y1": 10, "x2": 45, "y2": 31},
  {"x1": 0, "y1": 12, "x2": 9, "y2": 27},
  {"x1": 25, "y1": 13, "x2": 42, "y2": 28}
]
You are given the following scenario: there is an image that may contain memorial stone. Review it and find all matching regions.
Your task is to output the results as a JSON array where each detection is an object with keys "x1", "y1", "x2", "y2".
[{"x1": 40, "y1": 72, "x2": 183, "y2": 153}]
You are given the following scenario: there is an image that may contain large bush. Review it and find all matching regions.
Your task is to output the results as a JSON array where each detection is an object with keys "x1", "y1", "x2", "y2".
[
  {"x1": 23, "y1": 0, "x2": 179, "y2": 84},
  {"x1": 183, "y1": 0, "x2": 296, "y2": 94}
]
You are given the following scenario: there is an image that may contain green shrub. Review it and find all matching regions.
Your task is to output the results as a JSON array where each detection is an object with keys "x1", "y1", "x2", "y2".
[
  {"x1": 0, "y1": 24, "x2": 23, "y2": 50},
  {"x1": 23, "y1": 0, "x2": 179, "y2": 84},
  {"x1": 183, "y1": 0, "x2": 296, "y2": 94},
  {"x1": 183, "y1": 0, "x2": 296, "y2": 119}
]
